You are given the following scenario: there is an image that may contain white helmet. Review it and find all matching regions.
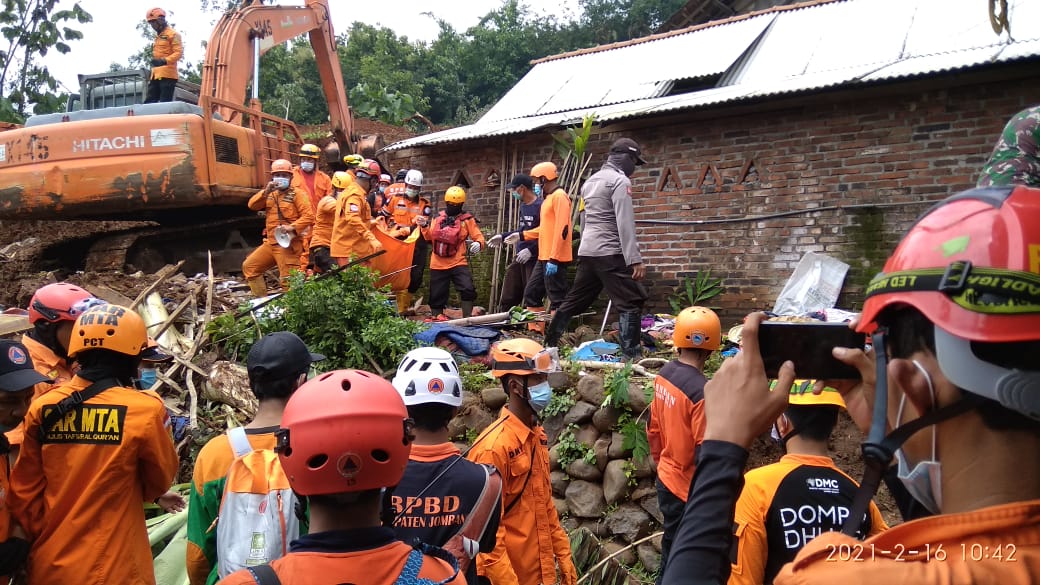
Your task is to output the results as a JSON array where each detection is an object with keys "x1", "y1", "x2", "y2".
[
  {"x1": 392, "y1": 347, "x2": 463, "y2": 407},
  {"x1": 404, "y1": 169, "x2": 424, "y2": 188}
]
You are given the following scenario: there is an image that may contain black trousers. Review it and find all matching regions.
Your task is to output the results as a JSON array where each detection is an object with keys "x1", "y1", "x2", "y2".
[
  {"x1": 145, "y1": 78, "x2": 176, "y2": 103},
  {"x1": 408, "y1": 238, "x2": 429, "y2": 293},
  {"x1": 497, "y1": 258, "x2": 535, "y2": 311},
  {"x1": 522, "y1": 259, "x2": 570, "y2": 309},
  {"x1": 656, "y1": 478, "x2": 686, "y2": 585},
  {"x1": 429, "y1": 265, "x2": 477, "y2": 310},
  {"x1": 556, "y1": 254, "x2": 647, "y2": 315}
]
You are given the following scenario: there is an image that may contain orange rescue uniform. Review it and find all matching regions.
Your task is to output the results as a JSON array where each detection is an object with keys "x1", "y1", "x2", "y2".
[
  {"x1": 292, "y1": 168, "x2": 333, "y2": 266},
  {"x1": 648, "y1": 361, "x2": 707, "y2": 502},
  {"x1": 309, "y1": 194, "x2": 338, "y2": 250},
  {"x1": 330, "y1": 183, "x2": 381, "y2": 262},
  {"x1": 387, "y1": 193, "x2": 432, "y2": 231},
  {"x1": 150, "y1": 25, "x2": 183, "y2": 81},
  {"x1": 774, "y1": 500, "x2": 1040, "y2": 584},
  {"x1": 467, "y1": 409, "x2": 576, "y2": 585},
  {"x1": 522, "y1": 187, "x2": 573, "y2": 263},
  {"x1": 10, "y1": 376, "x2": 179, "y2": 585},
  {"x1": 5, "y1": 335, "x2": 69, "y2": 446},
  {"x1": 242, "y1": 186, "x2": 315, "y2": 284},
  {"x1": 422, "y1": 214, "x2": 485, "y2": 271}
]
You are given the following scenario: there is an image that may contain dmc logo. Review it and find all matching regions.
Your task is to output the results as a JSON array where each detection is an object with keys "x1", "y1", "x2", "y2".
[
  {"x1": 806, "y1": 478, "x2": 840, "y2": 489},
  {"x1": 7, "y1": 345, "x2": 27, "y2": 365},
  {"x1": 428, "y1": 378, "x2": 444, "y2": 394}
]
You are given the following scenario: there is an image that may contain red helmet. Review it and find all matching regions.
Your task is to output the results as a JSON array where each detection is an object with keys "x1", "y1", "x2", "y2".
[
  {"x1": 355, "y1": 159, "x2": 381, "y2": 181},
  {"x1": 146, "y1": 7, "x2": 165, "y2": 21},
  {"x1": 27, "y1": 283, "x2": 102, "y2": 325},
  {"x1": 276, "y1": 369, "x2": 413, "y2": 496}
]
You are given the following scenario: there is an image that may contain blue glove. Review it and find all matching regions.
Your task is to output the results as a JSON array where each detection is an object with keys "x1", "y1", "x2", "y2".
[{"x1": 545, "y1": 261, "x2": 559, "y2": 276}]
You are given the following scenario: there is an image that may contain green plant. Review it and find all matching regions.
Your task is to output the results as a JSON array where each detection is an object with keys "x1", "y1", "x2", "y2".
[
  {"x1": 557, "y1": 424, "x2": 596, "y2": 469},
  {"x1": 603, "y1": 362, "x2": 634, "y2": 409},
  {"x1": 619, "y1": 415, "x2": 650, "y2": 464},
  {"x1": 703, "y1": 349, "x2": 726, "y2": 377},
  {"x1": 542, "y1": 389, "x2": 576, "y2": 419},
  {"x1": 668, "y1": 269, "x2": 724, "y2": 314},
  {"x1": 621, "y1": 460, "x2": 638, "y2": 487},
  {"x1": 459, "y1": 362, "x2": 493, "y2": 394},
  {"x1": 463, "y1": 427, "x2": 479, "y2": 445}
]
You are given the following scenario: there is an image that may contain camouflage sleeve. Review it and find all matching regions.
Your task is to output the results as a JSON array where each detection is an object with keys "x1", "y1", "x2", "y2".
[{"x1": 977, "y1": 105, "x2": 1040, "y2": 188}]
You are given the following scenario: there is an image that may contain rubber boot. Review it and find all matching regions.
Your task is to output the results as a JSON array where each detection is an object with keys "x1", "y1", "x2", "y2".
[
  {"x1": 618, "y1": 311, "x2": 644, "y2": 360},
  {"x1": 527, "y1": 306, "x2": 545, "y2": 333},
  {"x1": 247, "y1": 277, "x2": 267, "y2": 298},
  {"x1": 461, "y1": 301, "x2": 474, "y2": 318},
  {"x1": 543, "y1": 312, "x2": 571, "y2": 348},
  {"x1": 396, "y1": 290, "x2": 413, "y2": 315}
]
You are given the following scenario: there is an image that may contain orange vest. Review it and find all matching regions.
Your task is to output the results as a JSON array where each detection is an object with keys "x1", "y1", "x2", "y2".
[
  {"x1": 422, "y1": 213, "x2": 485, "y2": 271},
  {"x1": 248, "y1": 187, "x2": 315, "y2": 245},
  {"x1": 150, "y1": 26, "x2": 183, "y2": 80},
  {"x1": 292, "y1": 168, "x2": 334, "y2": 213},
  {"x1": 387, "y1": 193, "x2": 431, "y2": 229},
  {"x1": 309, "y1": 195, "x2": 338, "y2": 250},
  {"x1": 647, "y1": 361, "x2": 707, "y2": 501},
  {"x1": 522, "y1": 187, "x2": 573, "y2": 263},
  {"x1": 330, "y1": 186, "x2": 380, "y2": 259}
]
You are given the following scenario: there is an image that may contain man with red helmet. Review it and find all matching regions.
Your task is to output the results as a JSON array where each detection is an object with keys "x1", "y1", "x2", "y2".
[
  {"x1": 660, "y1": 185, "x2": 1040, "y2": 584},
  {"x1": 330, "y1": 159, "x2": 383, "y2": 267},
  {"x1": 466, "y1": 339, "x2": 577, "y2": 585},
  {"x1": 217, "y1": 369, "x2": 463, "y2": 585},
  {"x1": 144, "y1": 8, "x2": 182, "y2": 103}
]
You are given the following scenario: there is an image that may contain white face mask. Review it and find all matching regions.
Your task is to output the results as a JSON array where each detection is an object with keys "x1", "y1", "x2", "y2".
[
  {"x1": 300, "y1": 160, "x2": 315, "y2": 173},
  {"x1": 894, "y1": 360, "x2": 942, "y2": 514}
]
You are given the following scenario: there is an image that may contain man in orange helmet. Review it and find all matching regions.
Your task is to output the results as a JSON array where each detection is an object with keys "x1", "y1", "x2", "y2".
[
  {"x1": 330, "y1": 159, "x2": 383, "y2": 266},
  {"x1": 661, "y1": 184, "x2": 1040, "y2": 584},
  {"x1": 144, "y1": 8, "x2": 182, "y2": 103},
  {"x1": 422, "y1": 186, "x2": 485, "y2": 320},
  {"x1": 242, "y1": 159, "x2": 315, "y2": 297},
  {"x1": 467, "y1": 339, "x2": 577, "y2": 585},
  {"x1": 292, "y1": 144, "x2": 334, "y2": 269}
]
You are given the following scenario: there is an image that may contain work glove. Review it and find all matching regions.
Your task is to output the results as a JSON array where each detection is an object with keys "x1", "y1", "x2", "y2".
[
  {"x1": 150, "y1": 58, "x2": 166, "y2": 67},
  {"x1": 545, "y1": 261, "x2": 559, "y2": 276},
  {"x1": 503, "y1": 231, "x2": 521, "y2": 246},
  {"x1": 515, "y1": 247, "x2": 532, "y2": 264},
  {"x1": 486, "y1": 233, "x2": 504, "y2": 248},
  {"x1": 469, "y1": 241, "x2": 481, "y2": 255},
  {"x1": 0, "y1": 537, "x2": 29, "y2": 574}
]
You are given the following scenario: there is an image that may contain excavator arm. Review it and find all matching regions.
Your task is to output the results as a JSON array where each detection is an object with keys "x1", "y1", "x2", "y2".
[{"x1": 200, "y1": 0, "x2": 355, "y2": 154}]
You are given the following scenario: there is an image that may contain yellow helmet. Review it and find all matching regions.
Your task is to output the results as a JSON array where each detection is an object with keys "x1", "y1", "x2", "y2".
[
  {"x1": 299, "y1": 144, "x2": 321, "y2": 159},
  {"x1": 445, "y1": 186, "x2": 466, "y2": 204},
  {"x1": 779, "y1": 379, "x2": 846, "y2": 408},
  {"x1": 331, "y1": 171, "x2": 353, "y2": 190},
  {"x1": 68, "y1": 304, "x2": 148, "y2": 358}
]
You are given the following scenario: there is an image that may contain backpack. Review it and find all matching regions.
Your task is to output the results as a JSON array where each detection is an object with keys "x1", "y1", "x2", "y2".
[
  {"x1": 430, "y1": 212, "x2": 472, "y2": 257},
  {"x1": 216, "y1": 427, "x2": 301, "y2": 579},
  {"x1": 440, "y1": 463, "x2": 502, "y2": 575}
]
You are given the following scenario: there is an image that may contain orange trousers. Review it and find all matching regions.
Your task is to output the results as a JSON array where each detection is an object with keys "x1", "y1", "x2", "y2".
[{"x1": 242, "y1": 241, "x2": 302, "y2": 287}]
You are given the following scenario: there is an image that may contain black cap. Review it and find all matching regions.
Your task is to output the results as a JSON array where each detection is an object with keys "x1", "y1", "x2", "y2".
[
  {"x1": 610, "y1": 137, "x2": 646, "y2": 165},
  {"x1": 141, "y1": 338, "x2": 174, "y2": 364},
  {"x1": 0, "y1": 340, "x2": 51, "y2": 392},
  {"x1": 247, "y1": 332, "x2": 325, "y2": 382},
  {"x1": 395, "y1": 169, "x2": 409, "y2": 182},
  {"x1": 507, "y1": 173, "x2": 533, "y2": 190}
]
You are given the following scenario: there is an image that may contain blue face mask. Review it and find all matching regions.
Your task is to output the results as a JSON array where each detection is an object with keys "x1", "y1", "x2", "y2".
[
  {"x1": 527, "y1": 381, "x2": 552, "y2": 414},
  {"x1": 533, "y1": 184, "x2": 543, "y2": 197},
  {"x1": 511, "y1": 190, "x2": 522, "y2": 201},
  {"x1": 273, "y1": 177, "x2": 291, "y2": 190},
  {"x1": 138, "y1": 367, "x2": 157, "y2": 389},
  {"x1": 300, "y1": 161, "x2": 315, "y2": 173}
]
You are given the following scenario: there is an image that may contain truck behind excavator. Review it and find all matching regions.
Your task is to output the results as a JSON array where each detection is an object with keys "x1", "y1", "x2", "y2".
[{"x1": 0, "y1": 0, "x2": 376, "y2": 274}]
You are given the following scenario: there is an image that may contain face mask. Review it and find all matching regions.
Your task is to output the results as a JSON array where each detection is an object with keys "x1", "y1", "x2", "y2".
[
  {"x1": 138, "y1": 367, "x2": 157, "y2": 389},
  {"x1": 273, "y1": 176, "x2": 291, "y2": 190},
  {"x1": 406, "y1": 188, "x2": 420, "y2": 199},
  {"x1": 533, "y1": 184, "x2": 543, "y2": 197},
  {"x1": 527, "y1": 381, "x2": 553, "y2": 414},
  {"x1": 378, "y1": 185, "x2": 387, "y2": 194},
  {"x1": 300, "y1": 161, "x2": 315, "y2": 173},
  {"x1": 445, "y1": 203, "x2": 464, "y2": 216},
  {"x1": 894, "y1": 360, "x2": 942, "y2": 514},
  {"x1": 511, "y1": 190, "x2": 523, "y2": 201}
]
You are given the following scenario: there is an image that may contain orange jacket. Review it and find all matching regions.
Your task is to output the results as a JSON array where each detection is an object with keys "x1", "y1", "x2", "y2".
[
  {"x1": 522, "y1": 187, "x2": 573, "y2": 263},
  {"x1": 774, "y1": 499, "x2": 1040, "y2": 585},
  {"x1": 467, "y1": 410, "x2": 576, "y2": 585},
  {"x1": 10, "y1": 376, "x2": 179, "y2": 585},
  {"x1": 309, "y1": 194, "x2": 339, "y2": 250},
  {"x1": 248, "y1": 186, "x2": 314, "y2": 247},
  {"x1": 422, "y1": 213, "x2": 485, "y2": 271},
  {"x1": 4, "y1": 335, "x2": 65, "y2": 446},
  {"x1": 387, "y1": 193, "x2": 432, "y2": 230},
  {"x1": 0, "y1": 443, "x2": 11, "y2": 543},
  {"x1": 730, "y1": 454, "x2": 887, "y2": 585},
  {"x1": 330, "y1": 185, "x2": 381, "y2": 259},
  {"x1": 150, "y1": 25, "x2": 183, "y2": 80},
  {"x1": 292, "y1": 168, "x2": 334, "y2": 213},
  {"x1": 216, "y1": 533, "x2": 464, "y2": 585},
  {"x1": 647, "y1": 361, "x2": 707, "y2": 501}
]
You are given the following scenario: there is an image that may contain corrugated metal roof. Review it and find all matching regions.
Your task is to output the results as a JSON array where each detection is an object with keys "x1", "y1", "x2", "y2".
[{"x1": 384, "y1": 0, "x2": 1040, "y2": 152}]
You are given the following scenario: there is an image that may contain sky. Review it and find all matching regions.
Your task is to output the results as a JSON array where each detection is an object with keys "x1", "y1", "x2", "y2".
[{"x1": 44, "y1": 0, "x2": 582, "y2": 93}]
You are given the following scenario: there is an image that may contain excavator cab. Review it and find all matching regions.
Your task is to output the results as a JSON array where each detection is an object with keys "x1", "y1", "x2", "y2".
[{"x1": 66, "y1": 70, "x2": 201, "y2": 112}]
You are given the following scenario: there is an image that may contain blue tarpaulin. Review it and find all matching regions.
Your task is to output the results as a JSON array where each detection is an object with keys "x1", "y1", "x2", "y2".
[{"x1": 415, "y1": 324, "x2": 501, "y2": 356}]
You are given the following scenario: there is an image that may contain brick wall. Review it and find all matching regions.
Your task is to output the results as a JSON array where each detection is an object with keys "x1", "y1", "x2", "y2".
[{"x1": 383, "y1": 74, "x2": 1040, "y2": 325}]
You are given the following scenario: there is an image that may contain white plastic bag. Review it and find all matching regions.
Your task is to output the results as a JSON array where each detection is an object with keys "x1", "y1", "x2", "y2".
[{"x1": 773, "y1": 252, "x2": 849, "y2": 316}]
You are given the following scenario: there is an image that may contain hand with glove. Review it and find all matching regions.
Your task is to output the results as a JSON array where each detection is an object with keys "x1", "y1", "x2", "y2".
[
  {"x1": 150, "y1": 58, "x2": 166, "y2": 67},
  {"x1": 515, "y1": 247, "x2": 532, "y2": 265},
  {"x1": 487, "y1": 233, "x2": 504, "y2": 248},
  {"x1": 503, "y1": 231, "x2": 521, "y2": 246},
  {"x1": 469, "y1": 241, "x2": 482, "y2": 254},
  {"x1": 545, "y1": 260, "x2": 559, "y2": 276}
]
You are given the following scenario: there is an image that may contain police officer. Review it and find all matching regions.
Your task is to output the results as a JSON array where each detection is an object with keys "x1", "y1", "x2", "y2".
[{"x1": 977, "y1": 105, "x2": 1040, "y2": 188}]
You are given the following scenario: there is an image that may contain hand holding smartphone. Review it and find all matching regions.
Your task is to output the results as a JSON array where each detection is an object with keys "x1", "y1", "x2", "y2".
[{"x1": 757, "y1": 321, "x2": 864, "y2": 379}]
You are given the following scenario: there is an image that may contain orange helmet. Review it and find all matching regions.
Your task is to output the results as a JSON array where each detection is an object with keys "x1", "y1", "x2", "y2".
[
  {"x1": 355, "y1": 159, "x2": 381, "y2": 180},
  {"x1": 331, "y1": 171, "x2": 353, "y2": 190},
  {"x1": 146, "y1": 7, "x2": 165, "y2": 21},
  {"x1": 673, "y1": 306, "x2": 721, "y2": 350},
  {"x1": 68, "y1": 304, "x2": 147, "y2": 358},
  {"x1": 490, "y1": 338, "x2": 558, "y2": 378},
  {"x1": 270, "y1": 159, "x2": 293, "y2": 174},
  {"x1": 445, "y1": 186, "x2": 466, "y2": 204},
  {"x1": 275, "y1": 369, "x2": 414, "y2": 495},
  {"x1": 530, "y1": 162, "x2": 558, "y2": 181},
  {"x1": 299, "y1": 144, "x2": 321, "y2": 159},
  {"x1": 28, "y1": 283, "x2": 102, "y2": 324}
]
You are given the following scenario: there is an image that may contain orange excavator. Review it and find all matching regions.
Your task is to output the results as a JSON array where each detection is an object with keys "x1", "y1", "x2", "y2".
[{"x1": 0, "y1": 0, "x2": 377, "y2": 273}]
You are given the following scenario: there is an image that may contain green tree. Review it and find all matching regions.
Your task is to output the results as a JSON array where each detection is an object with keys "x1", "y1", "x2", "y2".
[
  {"x1": 0, "y1": 0, "x2": 92, "y2": 122},
  {"x1": 576, "y1": 0, "x2": 687, "y2": 45}
]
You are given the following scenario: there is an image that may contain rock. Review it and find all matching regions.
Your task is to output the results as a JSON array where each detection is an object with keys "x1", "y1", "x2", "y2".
[
  {"x1": 603, "y1": 459, "x2": 632, "y2": 505},
  {"x1": 548, "y1": 444, "x2": 561, "y2": 471},
  {"x1": 604, "y1": 503, "x2": 651, "y2": 542},
  {"x1": 481, "y1": 386, "x2": 508, "y2": 410},
  {"x1": 593, "y1": 437, "x2": 611, "y2": 472},
  {"x1": 627, "y1": 381, "x2": 650, "y2": 412},
  {"x1": 592, "y1": 405, "x2": 622, "y2": 433},
  {"x1": 631, "y1": 454, "x2": 654, "y2": 478},
  {"x1": 550, "y1": 470, "x2": 569, "y2": 497},
  {"x1": 574, "y1": 424, "x2": 600, "y2": 447},
  {"x1": 460, "y1": 389, "x2": 482, "y2": 412},
  {"x1": 554, "y1": 497, "x2": 569, "y2": 517},
  {"x1": 631, "y1": 479, "x2": 656, "y2": 501},
  {"x1": 566, "y1": 458, "x2": 602, "y2": 481},
  {"x1": 449, "y1": 403, "x2": 493, "y2": 441},
  {"x1": 542, "y1": 413, "x2": 567, "y2": 444},
  {"x1": 650, "y1": 533, "x2": 663, "y2": 552},
  {"x1": 564, "y1": 401, "x2": 598, "y2": 425},
  {"x1": 576, "y1": 374, "x2": 606, "y2": 406},
  {"x1": 640, "y1": 494, "x2": 663, "y2": 523},
  {"x1": 565, "y1": 481, "x2": 606, "y2": 518},
  {"x1": 562, "y1": 516, "x2": 580, "y2": 532},
  {"x1": 579, "y1": 519, "x2": 610, "y2": 539},
  {"x1": 603, "y1": 540, "x2": 637, "y2": 566},
  {"x1": 637, "y1": 543, "x2": 661, "y2": 572},
  {"x1": 608, "y1": 431, "x2": 633, "y2": 459},
  {"x1": 452, "y1": 441, "x2": 469, "y2": 453}
]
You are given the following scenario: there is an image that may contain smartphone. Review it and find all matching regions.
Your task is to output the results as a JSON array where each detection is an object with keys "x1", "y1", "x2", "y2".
[{"x1": 757, "y1": 321, "x2": 864, "y2": 380}]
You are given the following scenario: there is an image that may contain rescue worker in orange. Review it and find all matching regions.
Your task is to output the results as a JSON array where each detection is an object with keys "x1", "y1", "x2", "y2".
[
  {"x1": 10, "y1": 303, "x2": 179, "y2": 585},
  {"x1": 293, "y1": 143, "x2": 334, "y2": 268},
  {"x1": 467, "y1": 339, "x2": 578, "y2": 585},
  {"x1": 729, "y1": 383, "x2": 887, "y2": 585},
  {"x1": 330, "y1": 159, "x2": 383, "y2": 266},
  {"x1": 242, "y1": 159, "x2": 315, "y2": 297},
  {"x1": 0, "y1": 339, "x2": 51, "y2": 578},
  {"x1": 660, "y1": 185, "x2": 1040, "y2": 585},
  {"x1": 308, "y1": 171, "x2": 348, "y2": 274},
  {"x1": 387, "y1": 169, "x2": 433, "y2": 312},
  {"x1": 372, "y1": 173, "x2": 392, "y2": 216},
  {"x1": 647, "y1": 306, "x2": 720, "y2": 582},
  {"x1": 422, "y1": 186, "x2": 485, "y2": 320},
  {"x1": 217, "y1": 369, "x2": 464, "y2": 585},
  {"x1": 144, "y1": 8, "x2": 183, "y2": 103}
]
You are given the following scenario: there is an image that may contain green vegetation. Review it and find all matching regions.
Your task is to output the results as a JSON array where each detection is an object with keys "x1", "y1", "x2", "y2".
[
  {"x1": 543, "y1": 389, "x2": 577, "y2": 419},
  {"x1": 459, "y1": 361, "x2": 493, "y2": 395},
  {"x1": 668, "y1": 269, "x2": 724, "y2": 313},
  {"x1": 557, "y1": 424, "x2": 597, "y2": 469}
]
